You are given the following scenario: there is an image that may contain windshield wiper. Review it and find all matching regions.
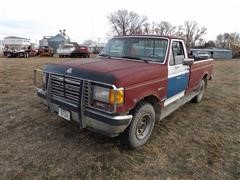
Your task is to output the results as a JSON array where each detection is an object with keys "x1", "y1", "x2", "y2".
[
  {"x1": 98, "y1": 54, "x2": 111, "y2": 59},
  {"x1": 121, "y1": 56, "x2": 141, "y2": 60},
  {"x1": 121, "y1": 56, "x2": 149, "y2": 63}
]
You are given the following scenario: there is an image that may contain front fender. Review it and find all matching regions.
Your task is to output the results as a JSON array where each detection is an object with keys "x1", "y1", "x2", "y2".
[{"x1": 117, "y1": 80, "x2": 167, "y2": 113}]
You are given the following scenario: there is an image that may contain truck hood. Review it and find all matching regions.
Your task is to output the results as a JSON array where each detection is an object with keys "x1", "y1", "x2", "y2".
[{"x1": 43, "y1": 57, "x2": 167, "y2": 87}]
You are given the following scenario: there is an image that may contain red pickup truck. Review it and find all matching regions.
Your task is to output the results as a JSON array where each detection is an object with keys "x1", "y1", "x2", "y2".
[{"x1": 35, "y1": 35, "x2": 213, "y2": 148}]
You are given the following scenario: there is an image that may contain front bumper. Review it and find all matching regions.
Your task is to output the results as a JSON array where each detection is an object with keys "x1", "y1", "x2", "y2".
[{"x1": 37, "y1": 89, "x2": 132, "y2": 137}]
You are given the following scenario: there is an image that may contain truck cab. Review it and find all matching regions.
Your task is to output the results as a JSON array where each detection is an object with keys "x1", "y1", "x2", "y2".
[{"x1": 35, "y1": 35, "x2": 213, "y2": 148}]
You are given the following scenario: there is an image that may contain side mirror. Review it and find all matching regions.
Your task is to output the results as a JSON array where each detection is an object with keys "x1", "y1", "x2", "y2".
[{"x1": 183, "y1": 58, "x2": 194, "y2": 66}]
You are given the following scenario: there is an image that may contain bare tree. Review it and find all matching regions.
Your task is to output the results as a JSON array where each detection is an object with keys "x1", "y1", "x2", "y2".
[
  {"x1": 151, "y1": 22, "x2": 156, "y2": 34},
  {"x1": 154, "y1": 21, "x2": 176, "y2": 36},
  {"x1": 142, "y1": 22, "x2": 150, "y2": 35},
  {"x1": 83, "y1": 39, "x2": 94, "y2": 46},
  {"x1": 196, "y1": 38, "x2": 206, "y2": 47},
  {"x1": 175, "y1": 25, "x2": 184, "y2": 37},
  {"x1": 107, "y1": 11, "x2": 209, "y2": 47},
  {"x1": 205, "y1": 40, "x2": 216, "y2": 48},
  {"x1": 177, "y1": 20, "x2": 207, "y2": 48},
  {"x1": 216, "y1": 32, "x2": 240, "y2": 48},
  {"x1": 108, "y1": 10, "x2": 147, "y2": 36}
]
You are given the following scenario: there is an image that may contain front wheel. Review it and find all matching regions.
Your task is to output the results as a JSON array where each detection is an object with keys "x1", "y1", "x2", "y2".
[{"x1": 120, "y1": 102, "x2": 155, "y2": 149}]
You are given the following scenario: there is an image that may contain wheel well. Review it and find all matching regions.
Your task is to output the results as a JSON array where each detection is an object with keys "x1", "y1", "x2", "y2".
[
  {"x1": 131, "y1": 95, "x2": 161, "y2": 122},
  {"x1": 203, "y1": 74, "x2": 208, "y2": 79},
  {"x1": 203, "y1": 74, "x2": 208, "y2": 88}
]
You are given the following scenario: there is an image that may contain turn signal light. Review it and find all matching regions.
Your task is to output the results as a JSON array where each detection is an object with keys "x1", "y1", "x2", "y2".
[{"x1": 109, "y1": 89, "x2": 124, "y2": 105}]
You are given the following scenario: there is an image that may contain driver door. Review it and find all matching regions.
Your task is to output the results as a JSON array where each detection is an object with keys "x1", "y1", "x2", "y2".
[{"x1": 165, "y1": 40, "x2": 189, "y2": 106}]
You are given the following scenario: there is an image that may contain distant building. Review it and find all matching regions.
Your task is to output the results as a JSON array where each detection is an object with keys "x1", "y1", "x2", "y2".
[
  {"x1": 39, "y1": 36, "x2": 52, "y2": 47},
  {"x1": 31, "y1": 42, "x2": 39, "y2": 49},
  {"x1": 191, "y1": 48, "x2": 233, "y2": 59},
  {"x1": 48, "y1": 34, "x2": 70, "y2": 53},
  {"x1": 40, "y1": 30, "x2": 71, "y2": 53}
]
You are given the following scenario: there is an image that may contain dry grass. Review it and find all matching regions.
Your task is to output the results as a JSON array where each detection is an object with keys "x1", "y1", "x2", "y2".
[{"x1": 0, "y1": 57, "x2": 240, "y2": 179}]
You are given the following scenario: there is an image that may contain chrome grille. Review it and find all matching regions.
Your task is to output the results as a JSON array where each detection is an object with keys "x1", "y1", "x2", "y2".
[
  {"x1": 50, "y1": 74, "x2": 82, "y2": 107},
  {"x1": 82, "y1": 81, "x2": 91, "y2": 106}
]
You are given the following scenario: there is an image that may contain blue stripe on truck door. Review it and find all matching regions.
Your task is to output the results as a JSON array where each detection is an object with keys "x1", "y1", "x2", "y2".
[{"x1": 167, "y1": 72, "x2": 189, "y2": 98}]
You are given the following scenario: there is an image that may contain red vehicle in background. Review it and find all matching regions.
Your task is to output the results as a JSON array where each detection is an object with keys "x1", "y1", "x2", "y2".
[{"x1": 38, "y1": 46, "x2": 54, "y2": 57}]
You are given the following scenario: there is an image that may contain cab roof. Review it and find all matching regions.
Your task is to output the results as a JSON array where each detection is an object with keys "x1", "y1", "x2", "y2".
[{"x1": 113, "y1": 35, "x2": 184, "y2": 41}]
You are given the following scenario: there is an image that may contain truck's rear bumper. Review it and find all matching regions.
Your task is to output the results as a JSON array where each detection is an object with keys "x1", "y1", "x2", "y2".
[{"x1": 37, "y1": 89, "x2": 132, "y2": 137}]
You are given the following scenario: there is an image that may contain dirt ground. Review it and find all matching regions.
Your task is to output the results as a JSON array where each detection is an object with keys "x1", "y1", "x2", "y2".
[{"x1": 0, "y1": 57, "x2": 239, "y2": 179}]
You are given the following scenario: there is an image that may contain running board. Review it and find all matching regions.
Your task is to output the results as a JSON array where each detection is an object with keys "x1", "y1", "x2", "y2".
[{"x1": 160, "y1": 91, "x2": 199, "y2": 120}]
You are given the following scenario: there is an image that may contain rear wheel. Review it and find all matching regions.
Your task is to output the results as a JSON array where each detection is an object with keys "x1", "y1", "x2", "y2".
[
  {"x1": 191, "y1": 79, "x2": 206, "y2": 103},
  {"x1": 120, "y1": 102, "x2": 155, "y2": 149},
  {"x1": 19, "y1": 52, "x2": 23, "y2": 58}
]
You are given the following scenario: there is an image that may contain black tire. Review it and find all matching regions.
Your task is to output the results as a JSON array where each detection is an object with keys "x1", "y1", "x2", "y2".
[
  {"x1": 120, "y1": 102, "x2": 155, "y2": 149},
  {"x1": 19, "y1": 53, "x2": 24, "y2": 58},
  {"x1": 191, "y1": 79, "x2": 206, "y2": 103},
  {"x1": 25, "y1": 52, "x2": 29, "y2": 58}
]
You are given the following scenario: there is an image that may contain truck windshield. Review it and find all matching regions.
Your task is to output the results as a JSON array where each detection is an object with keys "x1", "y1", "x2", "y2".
[{"x1": 99, "y1": 37, "x2": 168, "y2": 63}]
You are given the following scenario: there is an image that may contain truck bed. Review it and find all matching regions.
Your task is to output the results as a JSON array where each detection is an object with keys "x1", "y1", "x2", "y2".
[{"x1": 187, "y1": 59, "x2": 213, "y2": 94}]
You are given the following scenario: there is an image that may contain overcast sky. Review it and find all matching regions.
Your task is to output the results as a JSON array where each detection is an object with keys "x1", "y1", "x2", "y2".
[{"x1": 0, "y1": 0, "x2": 239, "y2": 44}]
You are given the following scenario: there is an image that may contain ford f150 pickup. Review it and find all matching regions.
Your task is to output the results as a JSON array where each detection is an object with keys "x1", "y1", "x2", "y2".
[{"x1": 34, "y1": 35, "x2": 213, "y2": 148}]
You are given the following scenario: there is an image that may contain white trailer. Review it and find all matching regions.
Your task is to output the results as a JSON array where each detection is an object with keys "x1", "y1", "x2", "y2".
[{"x1": 3, "y1": 36, "x2": 31, "y2": 58}]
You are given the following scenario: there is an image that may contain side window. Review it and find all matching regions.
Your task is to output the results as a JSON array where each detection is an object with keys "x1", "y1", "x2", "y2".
[{"x1": 170, "y1": 41, "x2": 185, "y2": 65}]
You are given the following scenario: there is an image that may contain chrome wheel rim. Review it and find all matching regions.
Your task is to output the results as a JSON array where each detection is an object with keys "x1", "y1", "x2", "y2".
[{"x1": 136, "y1": 114, "x2": 151, "y2": 140}]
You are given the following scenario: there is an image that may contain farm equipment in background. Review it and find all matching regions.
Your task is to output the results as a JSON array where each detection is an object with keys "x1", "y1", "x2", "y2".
[
  {"x1": 3, "y1": 36, "x2": 38, "y2": 58},
  {"x1": 3, "y1": 46, "x2": 39, "y2": 58},
  {"x1": 39, "y1": 46, "x2": 54, "y2": 57},
  {"x1": 57, "y1": 42, "x2": 90, "y2": 58},
  {"x1": 4, "y1": 48, "x2": 29, "y2": 58}
]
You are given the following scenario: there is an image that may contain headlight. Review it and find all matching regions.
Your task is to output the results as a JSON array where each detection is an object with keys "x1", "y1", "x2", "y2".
[
  {"x1": 93, "y1": 85, "x2": 124, "y2": 105},
  {"x1": 93, "y1": 86, "x2": 109, "y2": 103}
]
